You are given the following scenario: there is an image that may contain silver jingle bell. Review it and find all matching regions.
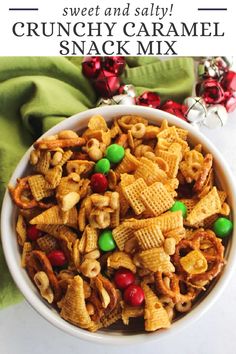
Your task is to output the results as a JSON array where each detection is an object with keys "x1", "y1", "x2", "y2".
[
  {"x1": 112, "y1": 94, "x2": 136, "y2": 105},
  {"x1": 199, "y1": 57, "x2": 226, "y2": 79},
  {"x1": 184, "y1": 97, "x2": 207, "y2": 123},
  {"x1": 120, "y1": 84, "x2": 136, "y2": 98},
  {"x1": 96, "y1": 97, "x2": 113, "y2": 107},
  {"x1": 221, "y1": 57, "x2": 233, "y2": 69},
  {"x1": 96, "y1": 94, "x2": 136, "y2": 107},
  {"x1": 204, "y1": 104, "x2": 228, "y2": 129}
]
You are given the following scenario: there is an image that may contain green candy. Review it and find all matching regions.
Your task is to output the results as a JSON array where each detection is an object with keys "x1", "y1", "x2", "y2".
[
  {"x1": 170, "y1": 201, "x2": 187, "y2": 218},
  {"x1": 105, "y1": 144, "x2": 125, "y2": 164},
  {"x1": 95, "y1": 158, "x2": 110, "y2": 174},
  {"x1": 98, "y1": 230, "x2": 116, "y2": 252},
  {"x1": 213, "y1": 217, "x2": 233, "y2": 238}
]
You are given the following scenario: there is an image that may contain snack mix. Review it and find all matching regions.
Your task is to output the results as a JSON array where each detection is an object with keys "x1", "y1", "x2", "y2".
[{"x1": 9, "y1": 115, "x2": 233, "y2": 332}]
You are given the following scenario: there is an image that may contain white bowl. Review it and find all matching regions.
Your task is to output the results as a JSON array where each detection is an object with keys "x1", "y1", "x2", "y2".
[{"x1": 1, "y1": 106, "x2": 236, "y2": 345}]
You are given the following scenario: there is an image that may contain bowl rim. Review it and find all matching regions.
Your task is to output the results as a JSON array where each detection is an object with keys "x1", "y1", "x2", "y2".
[{"x1": 1, "y1": 105, "x2": 236, "y2": 345}]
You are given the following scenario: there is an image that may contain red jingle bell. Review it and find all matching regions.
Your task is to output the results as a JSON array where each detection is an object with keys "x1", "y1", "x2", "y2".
[
  {"x1": 221, "y1": 70, "x2": 236, "y2": 92},
  {"x1": 195, "y1": 82, "x2": 201, "y2": 96},
  {"x1": 103, "y1": 56, "x2": 126, "y2": 76},
  {"x1": 91, "y1": 173, "x2": 108, "y2": 193},
  {"x1": 161, "y1": 100, "x2": 188, "y2": 121},
  {"x1": 47, "y1": 250, "x2": 67, "y2": 267},
  {"x1": 197, "y1": 78, "x2": 225, "y2": 104},
  {"x1": 136, "y1": 91, "x2": 161, "y2": 109},
  {"x1": 215, "y1": 57, "x2": 228, "y2": 71},
  {"x1": 82, "y1": 57, "x2": 101, "y2": 79},
  {"x1": 93, "y1": 70, "x2": 120, "y2": 98},
  {"x1": 224, "y1": 91, "x2": 236, "y2": 112}
]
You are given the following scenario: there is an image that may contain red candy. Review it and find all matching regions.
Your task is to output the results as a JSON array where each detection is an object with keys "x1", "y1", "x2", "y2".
[
  {"x1": 91, "y1": 173, "x2": 108, "y2": 193},
  {"x1": 136, "y1": 91, "x2": 161, "y2": 109},
  {"x1": 93, "y1": 70, "x2": 120, "y2": 98},
  {"x1": 224, "y1": 92, "x2": 236, "y2": 112},
  {"x1": 103, "y1": 56, "x2": 126, "y2": 76},
  {"x1": 114, "y1": 268, "x2": 135, "y2": 290},
  {"x1": 27, "y1": 225, "x2": 41, "y2": 241},
  {"x1": 47, "y1": 250, "x2": 67, "y2": 267},
  {"x1": 124, "y1": 284, "x2": 145, "y2": 307},
  {"x1": 221, "y1": 70, "x2": 236, "y2": 92},
  {"x1": 82, "y1": 57, "x2": 101, "y2": 79}
]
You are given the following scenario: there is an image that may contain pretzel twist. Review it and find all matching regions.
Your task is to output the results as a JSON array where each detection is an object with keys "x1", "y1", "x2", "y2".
[
  {"x1": 87, "y1": 274, "x2": 118, "y2": 321},
  {"x1": 10, "y1": 177, "x2": 38, "y2": 209},
  {"x1": 26, "y1": 250, "x2": 61, "y2": 302},
  {"x1": 155, "y1": 272, "x2": 196, "y2": 303},
  {"x1": 172, "y1": 230, "x2": 224, "y2": 284}
]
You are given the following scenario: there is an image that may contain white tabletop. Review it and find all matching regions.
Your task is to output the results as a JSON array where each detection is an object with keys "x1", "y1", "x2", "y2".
[{"x1": 1, "y1": 113, "x2": 236, "y2": 354}]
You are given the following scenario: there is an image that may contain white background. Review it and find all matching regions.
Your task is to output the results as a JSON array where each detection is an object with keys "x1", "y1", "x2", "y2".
[
  {"x1": 1, "y1": 115, "x2": 236, "y2": 354},
  {"x1": 0, "y1": 0, "x2": 235, "y2": 55}
]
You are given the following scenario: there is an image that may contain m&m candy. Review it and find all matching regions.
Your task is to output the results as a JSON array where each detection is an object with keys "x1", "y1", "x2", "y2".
[
  {"x1": 94, "y1": 158, "x2": 110, "y2": 174},
  {"x1": 47, "y1": 250, "x2": 67, "y2": 267},
  {"x1": 124, "y1": 284, "x2": 145, "y2": 307},
  {"x1": 91, "y1": 173, "x2": 108, "y2": 193},
  {"x1": 98, "y1": 230, "x2": 116, "y2": 251},
  {"x1": 114, "y1": 268, "x2": 135, "y2": 290},
  {"x1": 105, "y1": 144, "x2": 125, "y2": 164},
  {"x1": 213, "y1": 217, "x2": 233, "y2": 238},
  {"x1": 27, "y1": 225, "x2": 42, "y2": 241},
  {"x1": 170, "y1": 201, "x2": 187, "y2": 218}
]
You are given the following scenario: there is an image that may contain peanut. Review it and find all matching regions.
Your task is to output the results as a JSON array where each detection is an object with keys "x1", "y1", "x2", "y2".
[{"x1": 58, "y1": 130, "x2": 79, "y2": 139}]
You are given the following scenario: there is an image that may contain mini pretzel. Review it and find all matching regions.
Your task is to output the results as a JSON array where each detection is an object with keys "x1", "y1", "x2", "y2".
[
  {"x1": 88, "y1": 274, "x2": 118, "y2": 321},
  {"x1": 172, "y1": 230, "x2": 224, "y2": 283},
  {"x1": 38, "y1": 201, "x2": 56, "y2": 209},
  {"x1": 26, "y1": 250, "x2": 61, "y2": 302},
  {"x1": 9, "y1": 177, "x2": 52, "y2": 210},
  {"x1": 34, "y1": 137, "x2": 86, "y2": 150},
  {"x1": 172, "y1": 239, "x2": 197, "y2": 274},
  {"x1": 193, "y1": 154, "x2": 213, "y2": 193},
  {"x1": 155, "y1": 272, "x2": 196, "y2": 303},
  {"x1": 9, "y1": 177, "x2": 38, "y2": 209},
  {"x1": 189, "y1": 230, "x2": 225, "y2": 283}
]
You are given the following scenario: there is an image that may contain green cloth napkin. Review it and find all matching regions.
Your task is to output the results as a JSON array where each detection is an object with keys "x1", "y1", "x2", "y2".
[{"x1": 0, "y1": 56, "x2": 194, "y2": 309}]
